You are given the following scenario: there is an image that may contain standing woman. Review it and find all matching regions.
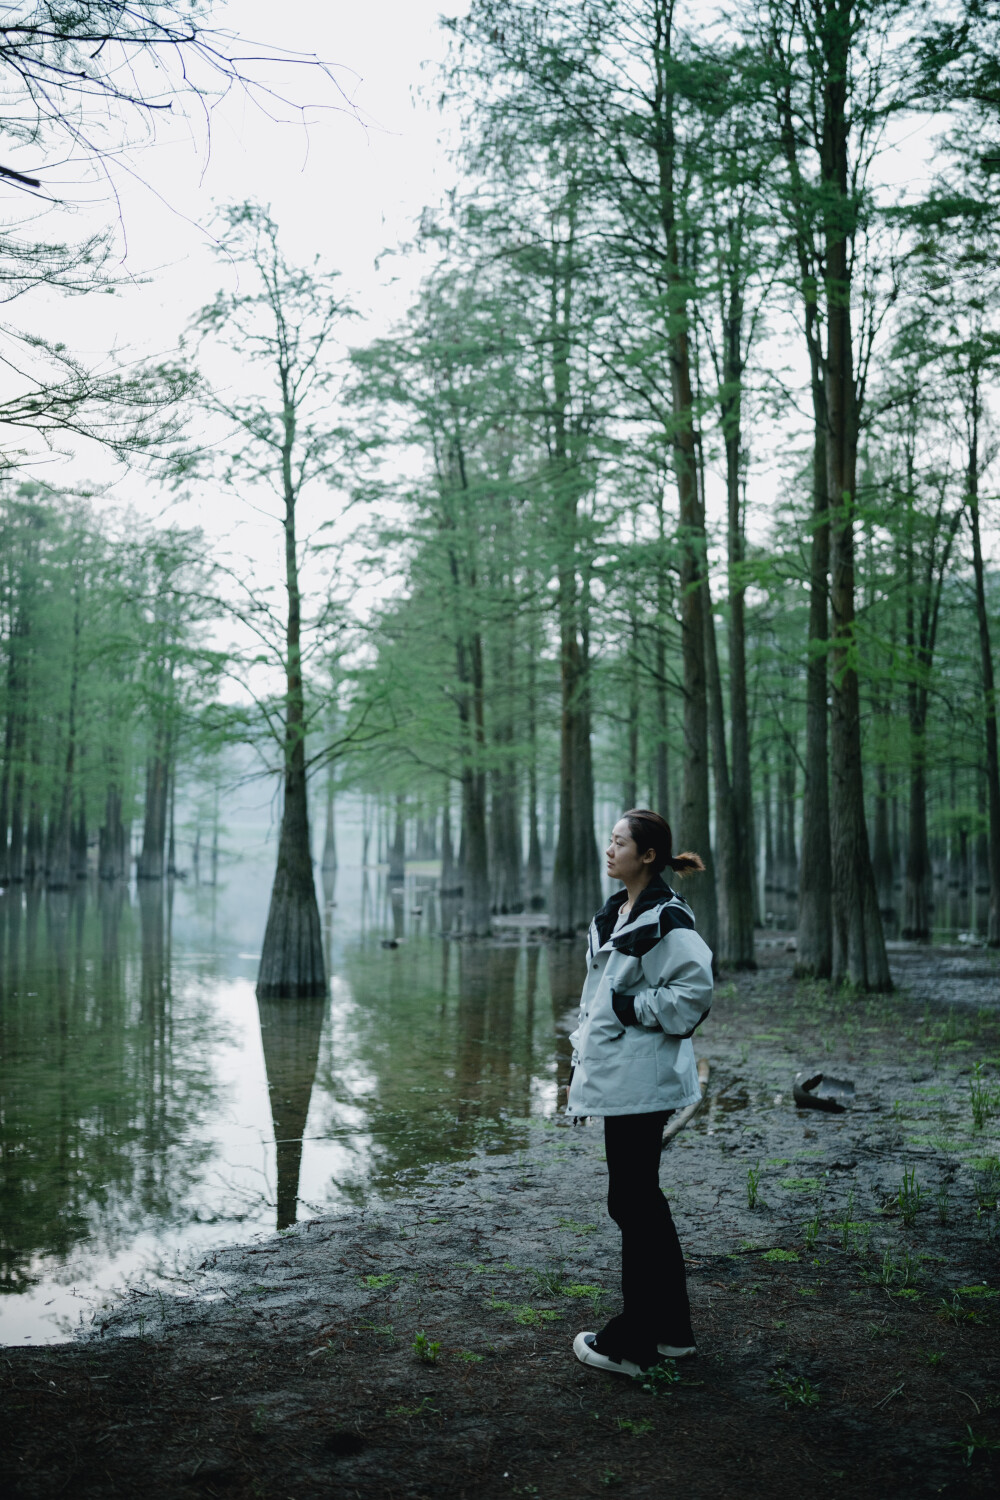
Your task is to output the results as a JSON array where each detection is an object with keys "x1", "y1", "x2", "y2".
[{"x1": 568, "y1": 809, "x2": 713, "y2": 1378}]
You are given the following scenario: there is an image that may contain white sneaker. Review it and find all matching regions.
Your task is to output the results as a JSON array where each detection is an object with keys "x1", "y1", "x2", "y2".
[
  {"x1": 657, "y1": 1342, "x2": 697, "y2": 1358},
  {"x1": 572, "y1": 1331, "x2": 644, "y2": 1378}
]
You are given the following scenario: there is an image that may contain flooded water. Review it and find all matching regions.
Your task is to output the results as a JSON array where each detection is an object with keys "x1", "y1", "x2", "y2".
[{"x1": 0, "y1": 858, "x2": 581, "y2": 1345}]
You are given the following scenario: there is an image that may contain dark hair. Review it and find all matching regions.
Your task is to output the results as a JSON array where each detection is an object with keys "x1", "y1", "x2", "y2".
[{"x1": 622, "y1": 808, "x2": 706, "y2": 879}]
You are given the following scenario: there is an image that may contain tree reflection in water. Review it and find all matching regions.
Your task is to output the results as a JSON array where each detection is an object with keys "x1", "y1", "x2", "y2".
[
  {"x1": 256, "y1": 994, "x2": 326, "y2": 1230},
  {"x1": 0, "y1": 881, "x2": 221, "y2": 1296}
]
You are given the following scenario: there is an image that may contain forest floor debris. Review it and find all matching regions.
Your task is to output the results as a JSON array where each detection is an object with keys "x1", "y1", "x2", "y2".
[{"x1": 2, "y1": 943, "x2": 999, "y2": 1498}]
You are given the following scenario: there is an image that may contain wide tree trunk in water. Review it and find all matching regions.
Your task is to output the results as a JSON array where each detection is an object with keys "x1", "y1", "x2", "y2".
[
  {"x1": 440, "y1": 784, "x2": 460, "y2": 895},
  {"x1": 257, "y1": 393, "x2": 325, "y2": 999},
  {"x1": 321, "y1": 775, "x2": 337, "y2": 872},
  {"x1": 99, "y1": 781, "x2": 128, "y2": 880},
  {"x1": 460, "y1": 762, "x2": 491, "y2": 935},
  {"x1": 389, "y1": 795, "x2": 406, "y2": 883},
  {"x1": 136, "y1": 749, "x2": 169, "y2": 880}
]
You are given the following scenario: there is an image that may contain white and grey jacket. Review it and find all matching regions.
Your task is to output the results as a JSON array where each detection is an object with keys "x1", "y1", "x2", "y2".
[{"x1": 567, "y1": 876, "x2": 713, "y2": 1117}]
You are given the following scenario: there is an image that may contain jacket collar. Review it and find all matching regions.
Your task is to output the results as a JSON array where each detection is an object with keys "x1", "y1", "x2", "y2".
[{"x1": 592, "y1": 873, "x2": 675, "y2": 950}]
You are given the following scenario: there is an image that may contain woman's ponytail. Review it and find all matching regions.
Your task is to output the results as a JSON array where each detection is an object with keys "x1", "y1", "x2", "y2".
[{"x1": 669, "y1": 850, "x2": 705, "y2": 877}]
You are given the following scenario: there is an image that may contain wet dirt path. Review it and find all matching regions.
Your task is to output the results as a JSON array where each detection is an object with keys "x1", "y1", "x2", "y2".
[{"x1": 3, "y1": 944, "x2": 998, "y2": 1499}]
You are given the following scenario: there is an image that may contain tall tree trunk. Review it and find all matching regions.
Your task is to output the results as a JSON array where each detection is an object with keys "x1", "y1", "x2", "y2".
[
  {"x1": 548, "y1": 205, "x2": 599, "y2": 936},
  {"x1": 389, "y1": 794, "x2": 406, "y2": 883},
  {"x1": 822, "y1": 27, "x2": 890, "y2": 990},
  {"x1": 257, "y1": 389, "x2": 326, "y2": 999},
  {"x1": 652, "y1": 26, "x2": 716, "y2": 950},
  {"x1": 136, "y1": 745, "x2": 169, "y2": 880},
  {"x1": 321, "y1": 771, "x2": 337, "y2": 872},
  {"x1": 99, "y1": 778, "x2": 127, "y2": 880},
  {"x1": 48, "y1": 586, "x2": 82, "y2": 890},
  {"x1": 440, "y1": 783, "x2": 459, "y2": 895},
  {"x1": 724, "y1": 435, "x2": 756, "y2": 965},
  {"x1": 968, "y1": 409, "x2": 1000, "y2": 946},
  {"x1": 624, "y1": 609, "x2": 640, "y2": 811},
  {"x1": 525, "y1": 653, "x2": 544, "y2": 911}
]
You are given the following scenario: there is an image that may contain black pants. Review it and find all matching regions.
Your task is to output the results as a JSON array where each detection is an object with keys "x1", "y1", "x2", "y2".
[{"x1": 592, "y1": 1110, "x2": 693, "y2": 1368}]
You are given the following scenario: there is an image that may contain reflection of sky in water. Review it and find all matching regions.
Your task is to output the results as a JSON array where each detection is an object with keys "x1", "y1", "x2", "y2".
[{"x1": 0, "y1": 834, "x2": 572, "y2": 1344}]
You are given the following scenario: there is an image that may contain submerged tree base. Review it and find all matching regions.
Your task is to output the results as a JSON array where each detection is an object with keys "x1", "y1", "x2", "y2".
[{"x1": 256, "y1": 889, "x2": 326, "y2": 999}]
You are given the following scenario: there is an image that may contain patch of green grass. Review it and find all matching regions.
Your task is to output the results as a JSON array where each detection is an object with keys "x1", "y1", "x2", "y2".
[
  {"x1": 746, "y1": 1162, "x2": 764, "y2": 1209},
  {"x1": 951, "y1": 1425, "x2": 1000, "y2": 1467},
  {"x1": 763, "y1": 1249, "x2": 800, "y2": 1263},
  {"x1": 453, "y1": 1349, "x2": 484, "y2": 1363},
  {"x1": 358, "y1": 1273, "x2": 396, "y2": 1290},
  {"x1": 387, "y1": 1397, "x2": 438, "y2": 1419},
  {"x1": 635, "y1": 1361, "x2": 681, "y2": 1396},
  {"x1": 561, "y1": 1283, "x2": 605, "y2": 1306},
  {"x1": 954, "y1": 1285, "x2": 998, "y2": 1299},
  {"x1": 769, "y1": 1370, "x2": 820, "y2": 1409},
  {"x1": 897, "y1": 1166, "x2": 924, "y2": 1227},
  {"x1": 413, "y1": 1330, "x2": 441, "y2": 1364},
  {"x1": 780, "y1": 1177, "x2": 823, "y2": 1192},
  {"x1": 617, "y1": 1417, "x2": 654, "y2": 1436},
  {"x1": 556, "y1": 1217, "x2": 597, "y2": 1234}
]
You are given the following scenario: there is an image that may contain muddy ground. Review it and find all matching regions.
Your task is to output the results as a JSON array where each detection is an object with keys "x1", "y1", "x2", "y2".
[{"x1": 2, "y1": 942, "x2": 999, "y2": 1500}]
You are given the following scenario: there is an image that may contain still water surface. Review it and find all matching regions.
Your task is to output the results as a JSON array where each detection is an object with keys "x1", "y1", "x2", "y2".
[{"x1": 0, "y1": 863, "x2": 578, "y2": 1344}]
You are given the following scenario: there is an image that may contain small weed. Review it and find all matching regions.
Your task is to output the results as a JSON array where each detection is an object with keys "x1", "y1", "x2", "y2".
[
  {"x1": 897, "y1": 1166, "x2": 924, "y2": 1227},
  {"x1": 251, "y1": 1404, "x2": 268, "y2": 1433},
  {"x1": 763, "y1": 1248, "x2": 800, "y2": 1263},
  {"x1": 780, "y1": 1177, "x2": 823, "y2": 1192},
  {"x1": 973, "y1": 1158, "x2": 1000, "y2": 1212},
  {"x1": 954, "y1": 1285, "x2": 999, "y2": 1299},
  {"x1": 936, "y1": 1186, "x2": 950, "y2": 1225},
  {"x1": 454, "y1": 1349, "x2": 483, "y2": 1363},
  {"x1": 923, "y1": 1351, "x2": 944, "y2": 1366},
  {"x1": 528, "y1": 1267, "x2": 567, "y2": 1298},
  {"x1": 937, "y1": 1295, "x2": 980, "y2": 1325},
  {"x1": 951, "y1": 1424, "x2": 1000, "y2": 1467},
  {"x1": 388, "y1": 1397, "x2": 438, "y2": 1419},
  {"x1": 636, "y1": 1360, "x2": 681, "y2": 1396},
  {"x1": 769, "y1": 1370, "x2": 820, "y2": 1410},
  {"x1": 866, "y1": 1321, "x2": 901, "y2": 1339},
  {"x1": 875, "y1": 1246, "x2": 918, "y2": 1291},
  {"x1": 802, "y1": 1215, "x2": 821, "y2": 1251},
  {"x1": 601, "y1": 1472, "x2": 623, "y2": 1488},
  {"x1": 561, "y1": 1283, "x2": 605, "y2": 1307},
  {"x1": 413, "y1": 1330, "x2": 441, "y2": 1364},
  {"x1": 556, "y1": 1217, "x2": 597, "y2": 1234},
  {"x1": 617, "y1": 1417, "x2": 654, "y2": 1436},
  {"x1": 970, "y1": 1066, "x2": 998, "y2": 1130},
  {"x1": 514, "y1": 1306, "x2": 561, "y2": 1326},
  {"x1": 358, "y1": 1273, "x2": 396, "y2": 1290},
  {"x1": 747, "y1": 1162, "x2": 764, "y2": 1209}
]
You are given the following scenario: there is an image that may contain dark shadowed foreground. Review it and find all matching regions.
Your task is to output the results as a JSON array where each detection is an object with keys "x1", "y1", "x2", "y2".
[{"x1": 2, "y1": 946, "x2": 999, "y2": 1499}]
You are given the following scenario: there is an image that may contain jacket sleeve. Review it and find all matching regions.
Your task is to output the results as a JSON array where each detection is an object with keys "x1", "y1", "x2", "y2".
[{"x1": 629, "y1": 928, "x2": 713, "y2": 1037}]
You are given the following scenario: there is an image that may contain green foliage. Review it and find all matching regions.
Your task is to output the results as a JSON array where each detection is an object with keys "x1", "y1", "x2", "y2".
[
  {"x1": 746, "y1": 1163, "x2": 764, "y2": 1210},
  {"x1": 769, "y1": 1371, "x2": 821, "y2": 1410},
  {"x1": 412, "y1": 1330, "x2": 441, "y2": 1364}
]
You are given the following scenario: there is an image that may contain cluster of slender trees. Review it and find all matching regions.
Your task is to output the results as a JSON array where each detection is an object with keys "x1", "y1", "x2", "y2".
[
  {"x1": 339, "y1": 0, "x2": 1000, "y2": 988},
  {"x1": 0, "y1": 3, "x2": 998, "y2": 1003},
  {"x1": 0, "y1": 490, "x2": 222, "y2": 891}
]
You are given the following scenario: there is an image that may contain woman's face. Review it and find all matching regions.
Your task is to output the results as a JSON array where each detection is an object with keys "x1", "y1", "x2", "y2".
[{"x1": 605, "y1": 818, "x2": 656, "y2": 886}]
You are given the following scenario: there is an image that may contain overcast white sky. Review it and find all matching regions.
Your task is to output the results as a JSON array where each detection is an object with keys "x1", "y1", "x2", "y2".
[{"x1": 5, "y1": 3, "x2": 466, "y2": 516}]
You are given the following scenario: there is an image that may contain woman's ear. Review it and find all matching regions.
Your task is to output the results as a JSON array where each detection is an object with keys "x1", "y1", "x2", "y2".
[{"x1": 641, "y1": 846, "x2": 656, "y2": 866}]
